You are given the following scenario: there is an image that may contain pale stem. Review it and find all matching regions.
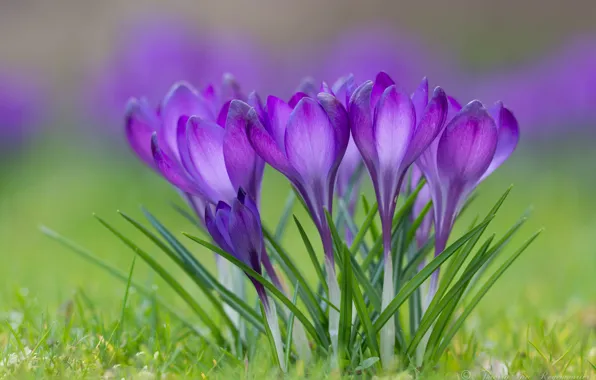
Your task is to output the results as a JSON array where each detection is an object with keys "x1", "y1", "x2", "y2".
[
  {"x1": 264, "y1": 297, "x2": 287, "y2": 373},
  {"x1": 380, "y1": 251, "x2": 396, "y2": 370}
]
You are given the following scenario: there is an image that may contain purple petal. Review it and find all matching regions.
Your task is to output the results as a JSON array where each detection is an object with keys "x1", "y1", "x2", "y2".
[
  {"x1": 446, "y1": 96, "x2": 462, "y2": 123},
  {"x1": 317, "y1": 92, "x2": 350, "y2": 167},
  {"x1": 205, "y1": 203, "x2": 234, "y2": 254},
  {"x1": 223, "y1": 100, "x2": 264, "y2": 200},
  {"x1": 160, "y1": 82, "x2": 215, "y2": 159},
  {"x1": 373, "y1": 86, "x2": 415, "y2": 170},
  {"x1": 151, "y1": 133, "x2": 195, "y2": 193},
  {"x1": 437, "y1": 101, "x2": 498, "y2": 185},
  {"x1": 247, "y1": 91, "x2": 269, "y2": 129},
  {"x1": 403, "y1": 87, "x2": 448, "y2": 166},
  {"x1": 266, "y1": 96, "x2": 292, "y2": 152},
  {"x1": 295, "y1": 77, "x2": 318, "y2": 97},
  {"x1": 285, "y1": 97, "x2": 337, "y2": 181},
  {"x1": 288, "y1": 92, "x2": 310, "y2": 108},
  {"x1": 349, "y1": 81, "x2": 378, "y2": 170},
  {"x1": 216, "y1": 100, "x2": 232, "y2": 127},
  {"x1": 125, "y1": 98, "x2": 160, "y2": 168},
  {"x1": 481, "y1": 102, "x2": 520, "y2": 181},
  {"x1": 371, "y1": 71, "x2": 396, "y2": 108},
  {"x1": 331, "y1": 74, "x2": 356, "y2": 107},
  {"x1": 320, "y1": 81, "x2": 333, "y2": 95},
  {"x1": 247, "y1": 108, "x2": 299, "y2": 181},
  {"x1": 411, "y1": 77, "x2": 429, "y2": 120},
  {"x1": 186, "y1": 117, "x2": 236, "y2": 203},
  {"x1": 228, "y1": 191, "x2": 263, "y2": 270},
  {"x1": 220, "y1": 73, "x2": 245, "y2": 102}
]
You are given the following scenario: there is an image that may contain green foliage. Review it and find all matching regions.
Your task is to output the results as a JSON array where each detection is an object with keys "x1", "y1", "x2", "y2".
[{"x1": 40, "y1": 184, "x2": 545, "y2": 377}]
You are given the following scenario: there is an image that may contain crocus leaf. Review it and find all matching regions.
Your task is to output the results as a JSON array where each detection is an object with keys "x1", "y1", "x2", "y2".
[
  {"x1": 293, "y1": 216, "x2": 328, "y2": 295},
  {"x1": 93, "y1": 215, "x2": 228, "y2": 346},
  {"x1": 184, "y1": 232, "x2": 330, "y2": 349},
  {"x1": 372, "y1": 217, "x2": 494, "y2": 333},
  {"x1": 118, "y1": 211, "x2": 241, "y2": 339},
  {"x1": 430, "y1": 229, "x2": 542, "y2": 363},
  {"x1": 274, "y1": 191, "x2": 296, "y2": 241},
  {"x1": 263, "y1": 227, "x2": 327, "y2": 324},
  {"x1": 40, "y1": 226, "x2": 202, "y2": 340},
  {"x1": 121, "y1": 210, "x2": 264, "y2": 333},
  {"x1": 338, "y1": 244, "x2": 353, "y2": 362}
]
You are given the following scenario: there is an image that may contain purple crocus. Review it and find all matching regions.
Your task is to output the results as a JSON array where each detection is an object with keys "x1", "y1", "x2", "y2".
[
  {"x1": 416, "y1": 98, "x2": 520, "y2": 296},
  {"x1": 205, "y1": 189, "x2": 286, "y2": 372},
  {"x1": 324, "y1": 75, "x2": 365, "y2": 246},
  {"x1": 247, "y1": 88, "x2": 349, "y2": 356},
  {"x1": 125, "y1": 78, "x2": 260, "y2": 222},
  {"x1": 349, "y1": 72, "x2": 448, "y2": 368}
]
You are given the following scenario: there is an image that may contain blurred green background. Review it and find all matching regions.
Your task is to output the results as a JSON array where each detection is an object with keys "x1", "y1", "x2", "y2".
[{"x1": 0, "y1": 0, "x2": 594, "y2": 331}]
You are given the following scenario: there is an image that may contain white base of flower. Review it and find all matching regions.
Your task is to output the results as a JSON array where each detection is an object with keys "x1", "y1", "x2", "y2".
[
  {"x1": 325, "y1": 258, "x2": 340, "y2": 364},
  {"x1": 218, "y1": 260, "x2": 245, "y2": 343},
  {"x1": 292, "y1": 319, "x2": 312, "y2": 363},
  {"x1": 264, "y1": 297, "x2": 286, "y2": 372},
  {"x1": 380, "y1": 254, "x2": 395, "y2": 370},
  {"x1": 416, "y1": 278, "x2": 433, "y2": 366}
]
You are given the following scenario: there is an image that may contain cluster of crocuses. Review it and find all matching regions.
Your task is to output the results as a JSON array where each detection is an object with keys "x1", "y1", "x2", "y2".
[{"x1": 125, "y1": 70, "x2": 519, "y2": 369}]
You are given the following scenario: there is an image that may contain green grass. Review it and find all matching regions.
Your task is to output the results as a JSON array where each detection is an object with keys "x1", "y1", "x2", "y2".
[{"x1": 0, "y1": 136, "x2": 595, "y2": 378}]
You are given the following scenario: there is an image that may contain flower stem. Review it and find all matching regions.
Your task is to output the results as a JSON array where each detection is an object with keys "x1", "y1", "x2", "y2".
[
  {"x1": 380, "y1": 248, "x2": 396, "y2": 370},
  {"x1": 325, "y1": 257, "x2": 340, "y2": 364},
  {"x1": 264, "y1": 296, "x2": 287, "y2": 373}
]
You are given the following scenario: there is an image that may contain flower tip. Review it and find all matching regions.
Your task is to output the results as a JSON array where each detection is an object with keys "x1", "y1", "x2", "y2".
[
  {"x1": 237, "y1": 187, "x2": 247, "y2": 203},
  {"x1": 163, "y1": 81, "x2": 200, "y2": 104},
  {"x1": 374, "y1": 71, "x2": 395, "y2": 85},
  {"x1": 432, "y1": 86, "x2": 446, "y2": 98}
]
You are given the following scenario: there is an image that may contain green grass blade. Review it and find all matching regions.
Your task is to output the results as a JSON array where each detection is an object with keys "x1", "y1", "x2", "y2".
[
  {"x1": 325, "y1": 210, "x2": 382, "y2": 311},
  {"x1": 338, "y1": 199, "x2": 369, "y2": 255},
  {"x1": 431, "y1": 229, "x2": 542, "y2": 362},
  {"x1": 348, "y1": 200, "x2": 378, "y2": 256},
  {"x1": 263, "y1": 226, "x2": 326, "y2": 322},
  {"x1": 293, "y1": 216, "x2": 328, "y2": 295},
  {"x1": 183, "y1": 232, "x2": 330, "y2": 349},
  {"x1": 372, "y1": 217, "x2": 494, "y2": 333},
  {"x1": 94, "y1": 215, "x2": 227, "y2": 346},
  {"x1": 349, "y1": 261, "x2": 380, "y2": 358},
  {"x1": 284, "y1": 284, "x2": 300, "y2": 369},
  {"x1": 119, "y1": 212, "x2": 243, "y2": 336},
  {"x1": 401, "y1": 237, "x2": 435, "y2": 280},
  {"x1": 116, "y1": 255, "x2": 137, "y2": 342},
  {"x1": 338, "y1": 245, "x2": 353, "y2": 362},
  {"x1": 275, "y1": 191, "x2": 296, "y2": 241},
  {"x1": 119, "y1": 211, "x2": 262, "y2": 334},
  {"x1": 362, "y1": 196, "x2": 380, "y2": 242},
  {"x1": 404, "y1": 201, "x2": 432, "y2": 248},
  {"x1": 170, "y1": 200, "x2": 200, "y2": 226},
  {"x1": 40, "y1": 226, "x2": 202, "y2": 335},
  {"x1": 407, "y1": 235, "x2": 495, "y2": 358},
  {"x1": 260, "y1": 303, "x2": 283, "y2": 371}
]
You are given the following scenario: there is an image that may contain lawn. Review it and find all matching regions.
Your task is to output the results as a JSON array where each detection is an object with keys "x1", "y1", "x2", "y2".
[{"x1": 0, "y1": 133, "x2": 594, "y2": 378}]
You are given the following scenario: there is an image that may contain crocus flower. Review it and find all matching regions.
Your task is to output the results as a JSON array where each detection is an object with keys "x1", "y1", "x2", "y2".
[
  {"x1": 349, "y1": 72, "x2": 448, "y2": 368},
  {"x1": 324, "y1": 75, "x2": 365, "y2": 246},
  {"x1": 126, "y1": 78, "x2": 265, "y2": 335},
  {"x1": 125, "y1": 78, "x2": 257, "y2": 220},
  {"x1": 416, "y1": 99, "x2": 520, "y2": 297},
  {"x1": 205, "y1": 189, "x2": 286, "y2": 372},
  {"x1": 247, "y1": 89, "x2": 349, "y2": 356}
]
